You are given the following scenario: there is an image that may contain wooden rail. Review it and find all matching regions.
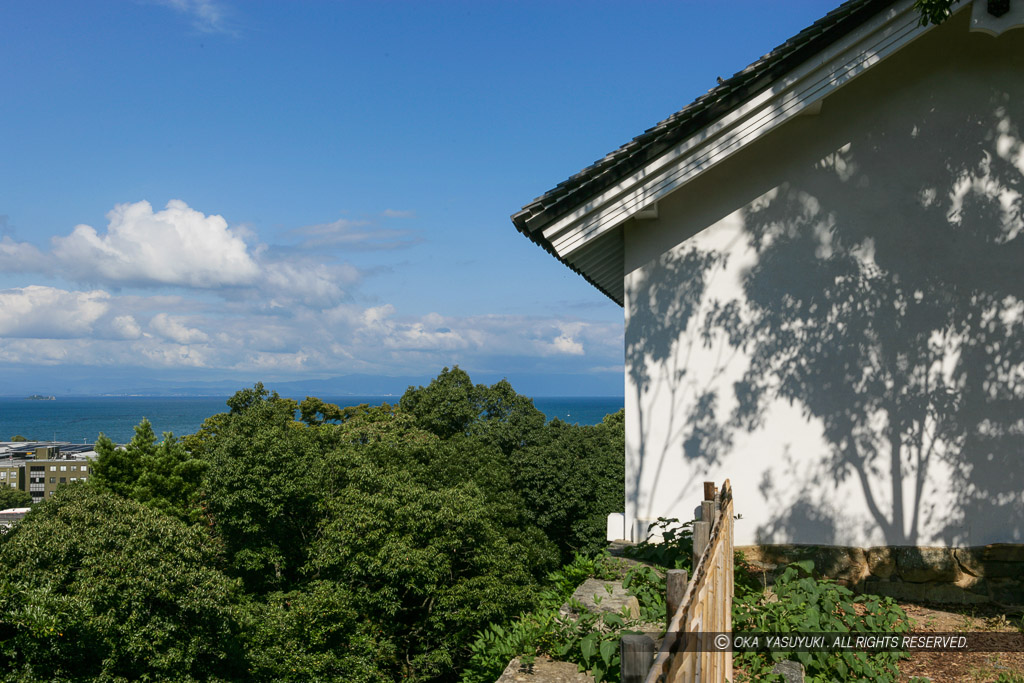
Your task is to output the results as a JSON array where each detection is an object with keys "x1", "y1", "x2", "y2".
[{"x1": 622, "y1": 480, "x2": 735, "y2": 683}]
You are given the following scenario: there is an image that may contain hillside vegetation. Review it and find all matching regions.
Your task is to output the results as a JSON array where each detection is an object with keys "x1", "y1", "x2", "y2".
[{"x1": 0, "y1": 367, "x2": 624, "y2": 683}]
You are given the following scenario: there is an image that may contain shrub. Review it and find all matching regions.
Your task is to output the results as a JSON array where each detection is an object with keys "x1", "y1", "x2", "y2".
[
  {"x1": 623, "y1": 516, "x2": 694, "y2": 570},
  {"x1": 733, "y1": 560, "x2": 910, "y2": 682}
]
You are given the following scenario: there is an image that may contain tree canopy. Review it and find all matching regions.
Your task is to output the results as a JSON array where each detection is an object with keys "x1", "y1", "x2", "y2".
[{"x1": 12, "y1": 368, "x2": 624, "y2": 682}]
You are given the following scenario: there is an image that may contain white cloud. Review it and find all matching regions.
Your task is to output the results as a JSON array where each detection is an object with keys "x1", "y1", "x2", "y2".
[
  {"x1": 551, "y1": 334, "x2": 584, "y2": 355},
  {"x1": 261, "y1": 261, "x2": 354, "y2": 308},
  {"x1": 155, "y1": 0, "x2": 232, "y2": 34},
  {"x1": 111, "y1": 315, "x2": 143, "y2": 340},
  {"x1": 52, "y1": 200, "x2": 260, "y2": 288},
  {"x1": 0, "y1": 237, "x2": 46, "y2": 273},
  {"x1": 149, "y1": 313, "x2": 210, "y2": 344},
  {"x1": 0, "y1": 197, "x2": 621, "y2": 379},
  {"x1": 0, "y1": 286, "x2": 110, "y2": 339},
  {"x1": 290, "y1": 217, "x2": 419, "y2": 250},
  {"x1": 0, "y1": 291, "x2": 623, "y2": 379}
]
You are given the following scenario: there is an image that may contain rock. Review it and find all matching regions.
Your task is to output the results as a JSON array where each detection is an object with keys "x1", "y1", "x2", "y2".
[
  {"x1": 862, "y1": 579, "x2": 929, "y2": 602},
  {"x1": 954, "y1": 548, "x2": 985, "y2": 577},
  {"x1": 867, "y1": 547, "x2": 896, "y2": 579},
  {"x1": 812, "y1": 546, "x2": 866, "y2": 584},
  {"x1": 747, "y1": 559, "x2": 779, "y2": 572},
  {"x1": 980, "y1": 544, "x2": 1024, "y2": 564},
  {"x1": 954, "y1": 572, "x2": 985, "y2": 592},
  {"x1": 984, "y1": 562, "x2": 1024, "y2": 580},
  {"x1": 564, "y1": 578, "x2": 640, "y2": 619},
  {"x1": 607, "y1": 540, "x2": 635, "y2": 557},
  {"x1": 895, "y1": 547, "x2": 959, "y2": 583},
  {"x1": 771, "y1": 659, "x2": 805, "y2": 683},
  {"x1": 922, "y1": 583, "x2": 989, "y2": 605},
  {"x1": 497, "y1": 656, "x2": 593, "y2": 682},
  {"x1": 986, "y1": 578, "x2": 1024, "y2": 604}
]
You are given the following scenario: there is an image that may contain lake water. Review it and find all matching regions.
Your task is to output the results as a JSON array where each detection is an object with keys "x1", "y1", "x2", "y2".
[{"x1": 0, "y1": 396, "x2": 624, "y2": 444}]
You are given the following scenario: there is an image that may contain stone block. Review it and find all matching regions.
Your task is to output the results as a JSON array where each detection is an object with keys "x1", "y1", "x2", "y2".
[
  {"x1": 980, "y1": 544, "x2": 1024, "y2": 564},
  {"x1": 922, "y1": 583, "x2": 989, "y2": 605},
  {"x1": 771, "y1": 660, "x2": 805, "y2": 683},
  {"x1": 986, "y1": 578, "x2": 1024, "y2": 604},
  {"x1": 862, "y1": 579, "x2": 928, "y2": 602},
  {"x1": 895, "y1": 547, "x2": 959, "y2": 583},
  {"x1": 565, "y1": 578, "x2": 640, "y2": 619},
  {"x1": 953, "y1": 548, "x2": 985, "y2": 577},
  {"x1": 983, "y1": 562, "x2": 1023, "y2": 580},
  {"x1": 866, "y1": 547, "x2": 896, "y2": 579},
  {"x1": 812, "y1": 546, "x2": 867, "y2": 583},
  {"x1": 497, "y1": 656, "x2": 593, "y2": 682}
]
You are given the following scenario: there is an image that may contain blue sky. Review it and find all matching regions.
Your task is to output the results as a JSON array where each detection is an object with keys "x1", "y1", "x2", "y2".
[{"x1": 0, "y1": 0, "x2": 836, "y2": 396}]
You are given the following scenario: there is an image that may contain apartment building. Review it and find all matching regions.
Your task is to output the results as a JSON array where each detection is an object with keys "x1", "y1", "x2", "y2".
[{"x1": 0, "y1": 443, "x2": 96, "y2": 503}]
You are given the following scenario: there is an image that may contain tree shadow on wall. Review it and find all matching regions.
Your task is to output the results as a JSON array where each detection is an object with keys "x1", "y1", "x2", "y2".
[
  {"x1": 726, "y1": 85, "x2": 1024, "y2": 546},
  {"x1": 625, "y1": 244, "x2": 736, "y2": 526}
]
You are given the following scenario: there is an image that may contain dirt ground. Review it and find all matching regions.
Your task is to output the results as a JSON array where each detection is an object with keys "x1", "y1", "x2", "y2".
[{"x1": 896, "y1": 601, "x2": 1024, "y2": 682}]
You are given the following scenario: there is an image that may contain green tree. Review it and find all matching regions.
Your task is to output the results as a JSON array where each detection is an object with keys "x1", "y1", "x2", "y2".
[
  {"x1": 90, "y1": 420, "x2": 153, "y2": 498},
  {"x1": 399, "y1": 366, "x2": 482, "y2": 439},
  {"x1": 399, "y1": 368, "x2": 546, "y2": 454},
  {"x1": 238, "y1": 582, "x2": 396, "y2": 683},
  {"x1": 197, "y1": 387, "x2": 314, "y2": 594},
  {"x1": 91, "y1": 418, "x2": 205, "y2": 522},
  {"x1": 0, "y1": 486, "x2": 245, "y2": 681},
  {"x1": 511, "y1": 410, "x2": 625, "y2": 561},
  {"x1": 307, "y1": 461, "x2": 537, "y2": 682},
  {"x1": 0, "y1": 487, "x2": 32, "y2": 509},
  {"x1": 9, "y1": 435, "x2": 28, "y2": 442}
]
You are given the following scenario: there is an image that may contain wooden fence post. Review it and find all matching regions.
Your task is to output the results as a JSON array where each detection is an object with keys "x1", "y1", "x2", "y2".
[
  {"x1": 693, "y1": 519, "x2": 710, "y2": 560},
  {"x1": 701, "y1": 500, "x2": 717, "y2": 528},
  {"x1": 666, "y1": 568, "x2": 688, "y2": 628},
  {"x1": 620, "y1": 634, "x2": 655, "y2": 683}
]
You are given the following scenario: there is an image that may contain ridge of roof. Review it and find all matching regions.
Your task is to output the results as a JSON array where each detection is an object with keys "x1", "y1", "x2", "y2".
[{"x1": 511, "y1": 0, "x2": 898, "y2": 254}]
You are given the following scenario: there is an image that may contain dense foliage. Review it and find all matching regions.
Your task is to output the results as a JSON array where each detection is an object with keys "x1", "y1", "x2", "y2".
[
  {"x1": 733, "y1": 560, "x2": 911, "y2": 682},
  {"x1": 0, "y1": 488, "x2": 31, "y2": 510},
  {"x1": 0, "y1": 486, "x2": 244, "y2": 682},
  {"x1": 461, "y1": 555, "x2": 665, "y2": 683},
  {"x1": 0, "y1": 368, "x2": 625, "y2": 682}
]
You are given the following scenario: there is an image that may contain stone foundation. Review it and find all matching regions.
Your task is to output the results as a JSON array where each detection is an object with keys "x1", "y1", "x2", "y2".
[{"x1": 737, "y1": 544, "x2": 1024, "y2": 606}]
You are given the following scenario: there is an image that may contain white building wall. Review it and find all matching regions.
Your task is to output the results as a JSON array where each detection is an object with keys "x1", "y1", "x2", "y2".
[{"x1": 623, "y1": 13, "x2": 1024, "y2": 548}]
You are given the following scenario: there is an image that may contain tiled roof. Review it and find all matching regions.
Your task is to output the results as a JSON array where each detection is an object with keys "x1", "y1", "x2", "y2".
[{"x1": 511, "y1": 0, "x2": 898, "y2": 302}]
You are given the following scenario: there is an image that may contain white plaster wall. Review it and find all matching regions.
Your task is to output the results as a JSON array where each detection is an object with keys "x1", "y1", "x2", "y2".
[{"x1": 623, "y1": 13, "x2": 1024, "y2": 548}]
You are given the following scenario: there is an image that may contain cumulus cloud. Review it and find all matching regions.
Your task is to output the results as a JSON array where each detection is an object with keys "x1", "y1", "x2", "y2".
[
  {"x1": 0, "y1": 199, "x2": 621, "y2": 380},
  {"x1": 0, "y1": 237, "x2": 46, "y2": 273},
  {"x1": 149, "y1": 313, "x2": 210, "y2": 344},
  {"x1": 261, "y1": 261, "x2": 355, "y2": 308},
  {"x1": 111, "y1": 315, "x2": 143, "y2": 340},
  {"x1": 0, "y1": 286, "x2": 110, "y2": 339},
  {"x1": 52, "y1": 200, "x2": 260, "y2": 288},
  {"x1": 551, "y1": 334, "x2": 584, "y2": 355}
]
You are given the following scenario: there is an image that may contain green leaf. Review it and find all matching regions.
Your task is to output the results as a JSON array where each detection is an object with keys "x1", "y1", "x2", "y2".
[
  {"x1": 599, "y1": 638, "x2": 616, "y2": 667},
  {"x1": 603, "y1": 613, "x2": 624, "y2": 628},
  {"x1": 580, "y1": 633, "x2": 597, "y2": 663},
  {"x1": 792, "y1": 559, "x2": 815, "y2": 574}
]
